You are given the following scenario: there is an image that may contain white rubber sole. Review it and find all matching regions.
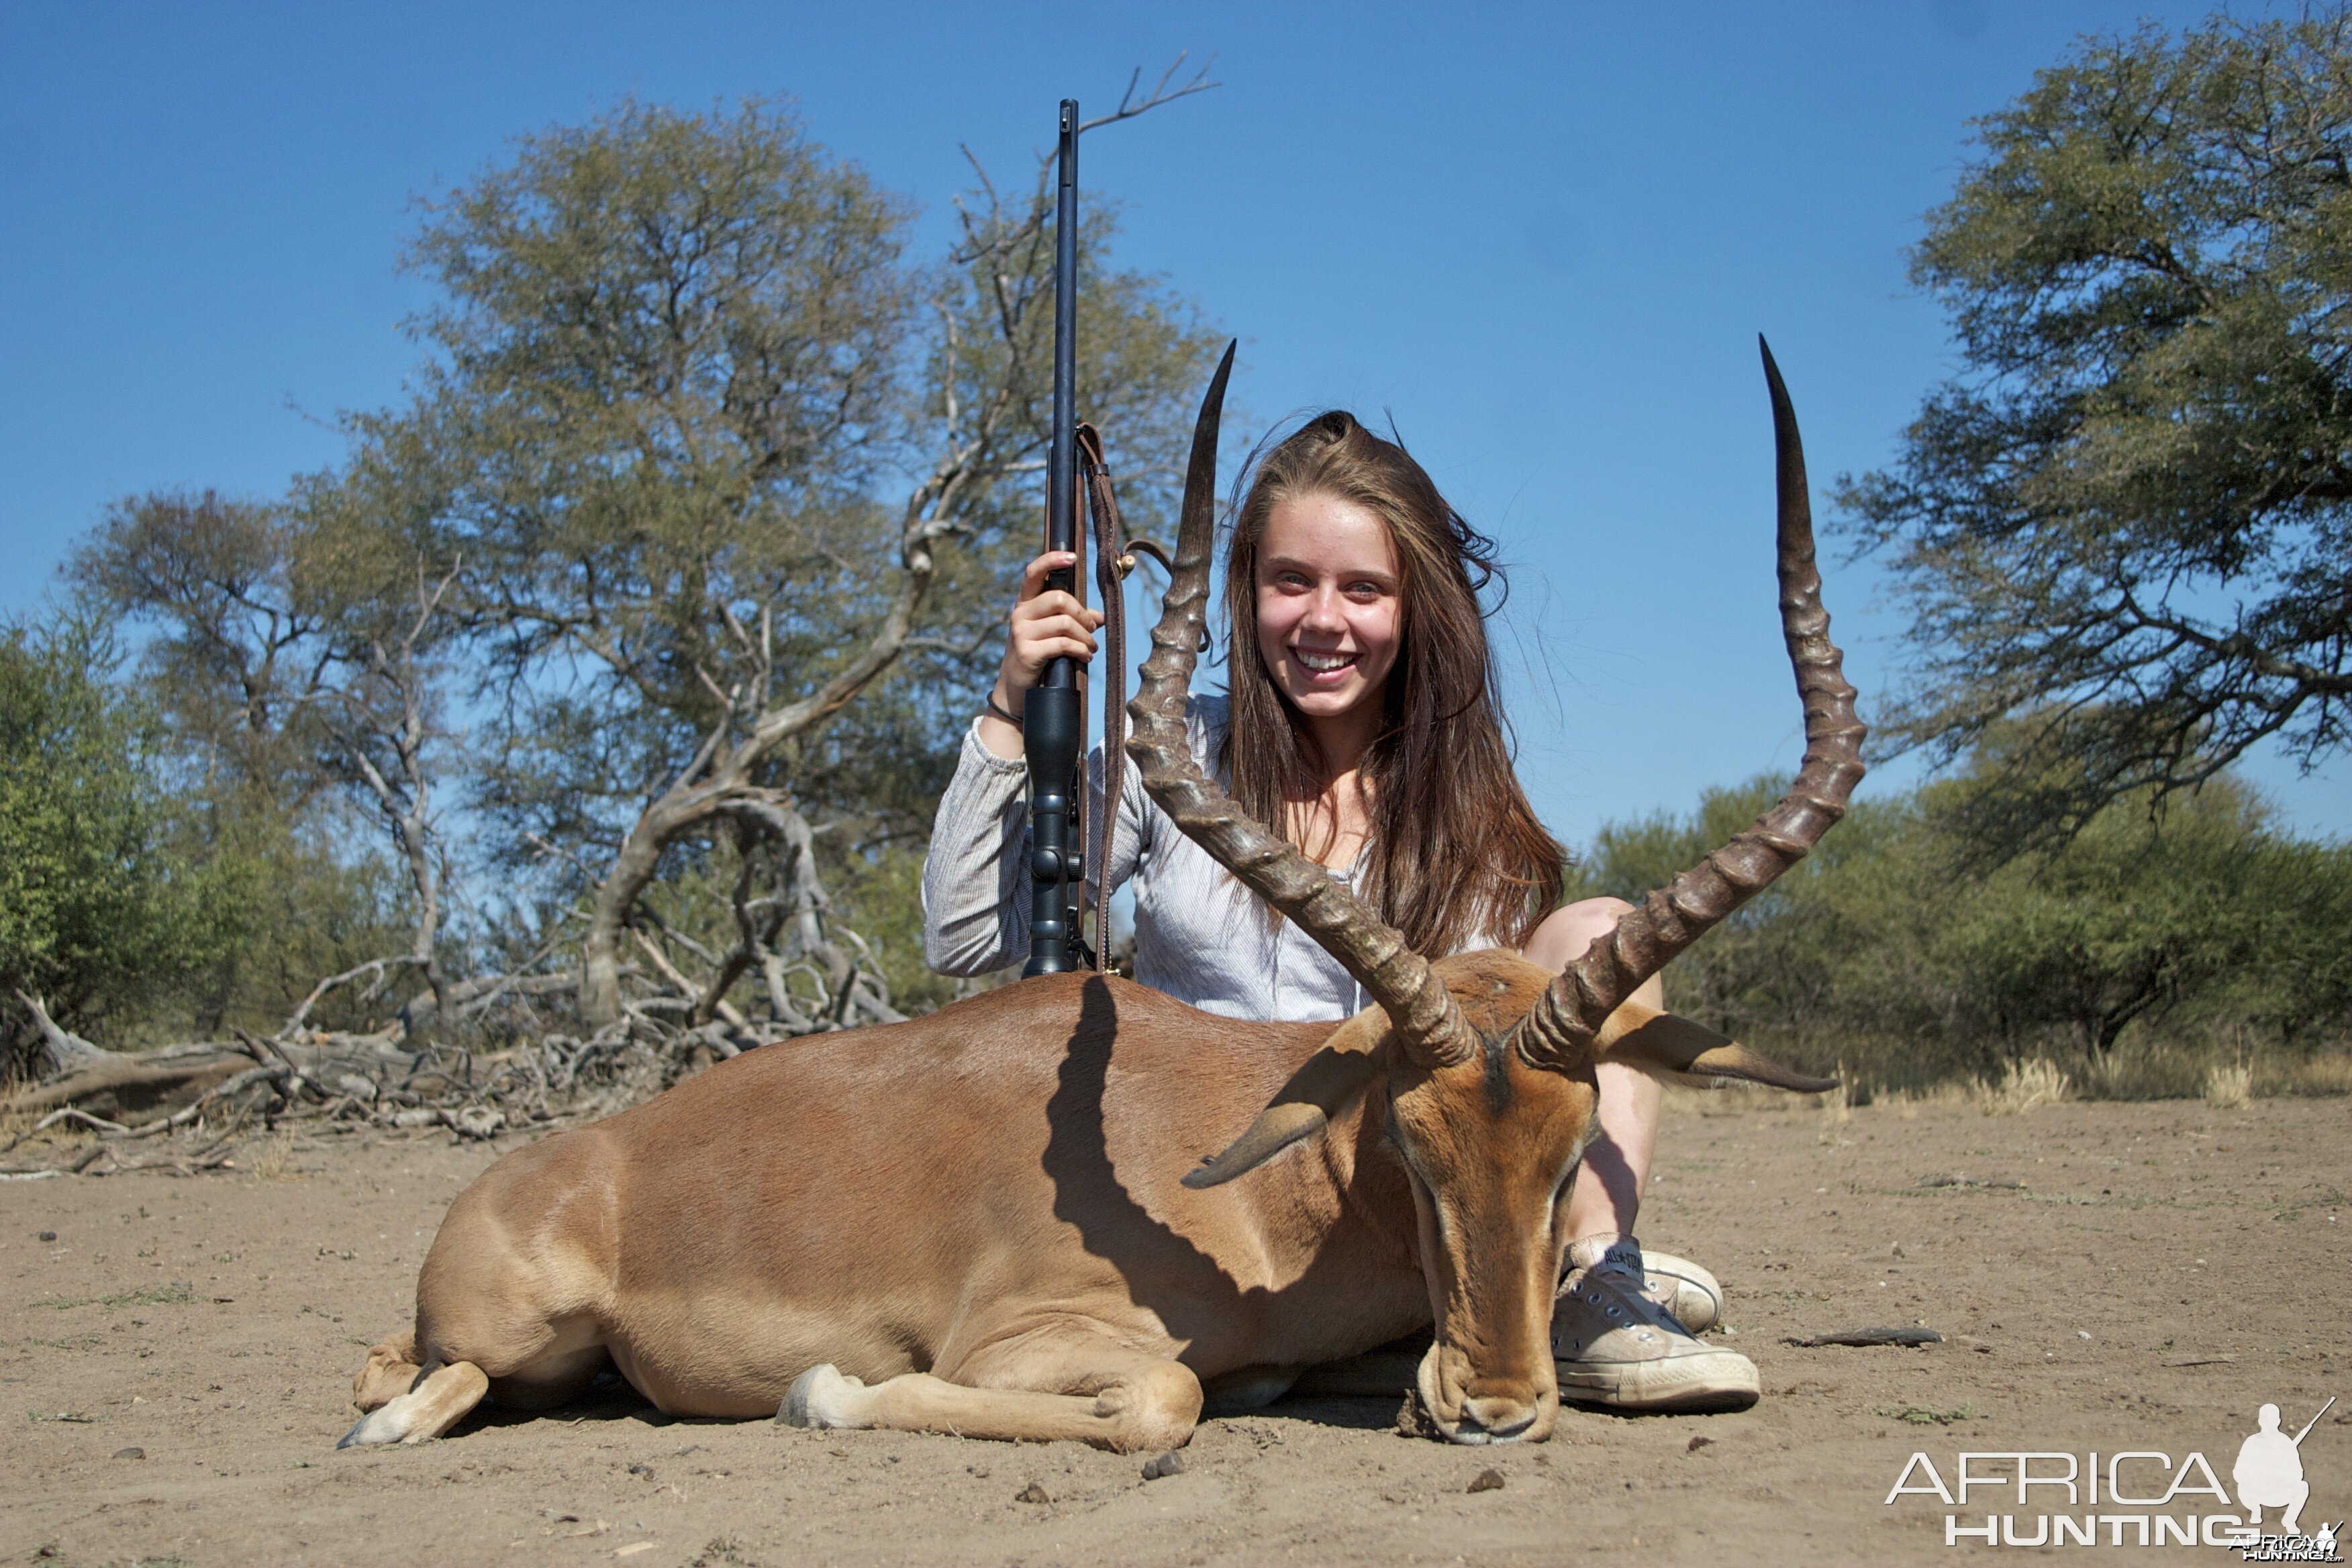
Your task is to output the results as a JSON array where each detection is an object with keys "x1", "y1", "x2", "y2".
[{"x1": 1555, "y1": 1346, "x2": 1759, "y2": 1413}]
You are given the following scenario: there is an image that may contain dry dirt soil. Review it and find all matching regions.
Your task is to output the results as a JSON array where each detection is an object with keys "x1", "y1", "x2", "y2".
[{"x1": 3, "y1": 1094, "x2": 2345, "y2": 1567}]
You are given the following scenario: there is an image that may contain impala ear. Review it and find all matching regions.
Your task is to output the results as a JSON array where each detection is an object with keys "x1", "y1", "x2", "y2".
[
  {"x1": 1596, "y1": 1001, "x2": 1839, "y2": 1094},
  {"x1": 1183, "y1": 1023, "x2": 1389, "y2": 1189}
]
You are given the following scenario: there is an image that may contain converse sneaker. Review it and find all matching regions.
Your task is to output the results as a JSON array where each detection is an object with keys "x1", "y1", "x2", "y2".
[
  {"x1": 1552, "y1": 1238, "x2": 1759, "y2": 1412},
  {"x1": 1564, "y1": 1234, "x2": 1724, "y2": 1334}
]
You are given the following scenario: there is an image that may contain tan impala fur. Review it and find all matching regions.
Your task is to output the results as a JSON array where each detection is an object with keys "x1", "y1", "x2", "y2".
[
  {"x1": 346, "y1": 953, "x2": 1812, "y2": 1451},
  {"x1": 344, "y1": 338, "x2": 1862, "y2": 1452}
]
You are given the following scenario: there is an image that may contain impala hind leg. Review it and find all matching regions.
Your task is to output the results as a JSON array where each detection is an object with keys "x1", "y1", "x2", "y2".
[
  {"x1": 337, "y1": 1360, "x2": 491, "y2": 1447},
  {"x1": 784, "y1": 1335, "x2": 1203, "y2": 1455},
  {"x1": 352, "y1": 1331, "x2": 423, "y2": 1412}
]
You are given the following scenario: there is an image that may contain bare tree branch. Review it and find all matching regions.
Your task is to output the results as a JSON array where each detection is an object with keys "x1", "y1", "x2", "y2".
[{"x1": 1079, "y1": 54, "x2": 1221, "y2": 134}]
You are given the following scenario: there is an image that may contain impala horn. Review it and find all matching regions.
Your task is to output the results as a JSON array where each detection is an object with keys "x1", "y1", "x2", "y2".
[
  {"x1": 1126, "y1": 342, "x2": 1477, "y2": 1073},
  {"x1": 1510, "y1": 338, "x2": 1865, "y2": 1074}
]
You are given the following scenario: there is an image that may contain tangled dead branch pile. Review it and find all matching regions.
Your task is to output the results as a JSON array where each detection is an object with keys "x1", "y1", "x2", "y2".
[{"x1": 0, "y1": 948, "x2": 910, "y2": 1177}]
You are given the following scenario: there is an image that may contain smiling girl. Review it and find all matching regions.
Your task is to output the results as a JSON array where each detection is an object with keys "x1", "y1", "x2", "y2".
[{"x1": 922, "y1": 410, "x2": 1757, "y2": 1412}]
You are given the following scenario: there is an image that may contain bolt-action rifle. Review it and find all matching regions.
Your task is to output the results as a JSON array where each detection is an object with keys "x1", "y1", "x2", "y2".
[
  {"x1": 1022, "y1": 99, "x2": 1090, "y2": 977},
  {"x1": 1020, "y1": 97, "x2": 1186, "y2": 976}
]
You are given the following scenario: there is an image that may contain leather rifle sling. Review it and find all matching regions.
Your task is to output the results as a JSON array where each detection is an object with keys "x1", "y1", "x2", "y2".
[{"x1": 1073, "y1": 424, "x2": 1171, "y2": 972}]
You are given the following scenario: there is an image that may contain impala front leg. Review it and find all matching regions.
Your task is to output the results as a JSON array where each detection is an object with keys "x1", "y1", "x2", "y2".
[
  {"x1": 783, "y1": 1332, "x2": 1202, "y2": 1455},
  {"x1": 338, "y1": 1359, "x2": 491, "y2": 1447}
]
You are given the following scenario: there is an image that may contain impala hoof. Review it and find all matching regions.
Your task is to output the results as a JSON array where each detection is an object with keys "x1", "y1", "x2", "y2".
[
  {"x1": 779, "y1": 1363, "x2": 864, "y2": 1430},
  {"x1": 337, "y1": 1406, "x2": 404, "y2": 1448}
]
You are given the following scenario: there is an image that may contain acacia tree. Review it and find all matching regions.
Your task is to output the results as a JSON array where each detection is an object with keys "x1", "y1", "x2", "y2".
[
  {"x1": 64, "y1": 493, "x2": 436, "y2": 1037},
  {"x1": 320, "y1": 85, "x2": 1218, "y2": 1030},
  {"x1": 1939, "y1": 772, "x2": 2280, "y2": 1055},
  {"x1": 68, "y1": 492, "x2": 474, "y2": 1041},
  {"x1": 1839, "y1": 11, "x2": 2352, "y2": 843},
  {"x1": 299, "y1": 561, "x2": 462, "y2": 1038},
  {"x1": 71, "y1": 493, "x2": 336, "y2": 820}
]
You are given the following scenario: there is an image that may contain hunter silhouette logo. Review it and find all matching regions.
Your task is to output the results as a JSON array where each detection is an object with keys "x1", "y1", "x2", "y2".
[
  {"x1": 2233, "y1": 1398, "x2": 2341, "y2": 1563},
  {"x1": 2237, "y1": 1400, "x2": 2331, "y2": 1536},
  {"x1": 1879, "y1": 1391, "x2": 2338, "y2": 1555}
]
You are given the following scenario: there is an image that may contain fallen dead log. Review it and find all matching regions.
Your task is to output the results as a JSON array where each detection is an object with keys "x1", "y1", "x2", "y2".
[
  {"x1": 35, "y1": 1108, "x2": 130, "y2": 1136},
  {"x1": 3, "y1": 1052, "x2": 251, "y2": 1116},
  {"x1": 11, "y1": 990, "x2": 111, "y2": 1077},
  {"x1": 398, "y1": 970, "x2": 581, "y2": 1030},
  {"x1": 102, "y1": 1065, "x2": 284, "y2": 1140}
]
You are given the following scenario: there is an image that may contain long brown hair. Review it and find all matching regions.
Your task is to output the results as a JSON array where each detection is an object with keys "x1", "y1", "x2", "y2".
[{"x1": 1218, "y1": 411, "x2": 1563, "y2": 954}]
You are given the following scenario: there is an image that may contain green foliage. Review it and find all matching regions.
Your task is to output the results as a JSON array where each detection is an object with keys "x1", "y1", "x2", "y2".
[
  {"x1": 0, "y1": 606, "x2": 396, "y2": 1063},
  {"x1": 1940, "y1": 772, "x2": 2279, "y2": 1054},
  {"x1": 1838, "y1": 11, "x2": 2352, "y2": 844},
  {"x1": 1569, "y1": 753, "x2": 2352, "y2": 1091},
  {"x1": 0, "y1": 613, "x2": 197, "y2": 1042},
  {"x1": 162, "y1": 790, "x2": 408, "y2": 1040},
  {"x1": 1565, "y1": 773, "x2": 1920, "y2": 1050},
  {"x1": 2235, "y1": 833, "x2": 2352, "y2": 1044}
]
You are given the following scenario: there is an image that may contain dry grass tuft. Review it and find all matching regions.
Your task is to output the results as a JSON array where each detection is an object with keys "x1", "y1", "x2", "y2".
[
  {"x1": 1822, "y1": 1070, "x2": 1851, "y2": 1122},
  {"x1": 248, "y1": 1131, "x2": 301, "y2": 1182},
  {"x1": 2255, "y1": 1050, "x2": 2352, "y2": 1098},
  {"x1": 1975, "y1": 1057, "x2": 2070, "y2": 1116},
  {"x1": 1664, "y1": 1032, "x2": 2348, "y2": 1108},
  {"x1": 2079, "y1": 1040, "x2": 2201, "y2": 1100},
  {"x1": 1814, "y1": 1071, "x2": 1851, "y2": 1144},
  {"x1": 2203, "y1": 1060, "x2": 2253, "y2": 1110},
  {"x1": 1658, "y1": 1081, "x2": 1798, "y2": 1118},
  {"x1": 1874, "y1": 1081, "x2": 1974, "y2": 1120},
  {"x1": 0, "y1": 1098, "x2": 38, "y2": 1151}
]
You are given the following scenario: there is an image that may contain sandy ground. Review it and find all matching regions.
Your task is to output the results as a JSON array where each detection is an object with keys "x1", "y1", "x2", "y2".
[{"x1": 2, "y1": 1093, "x2": 2345, "y2": 1567}]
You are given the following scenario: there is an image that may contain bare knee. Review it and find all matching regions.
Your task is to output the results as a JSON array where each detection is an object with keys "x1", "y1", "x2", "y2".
[{"x1": 1525, "y1": 897, "x2": 1633, "y2": 971}]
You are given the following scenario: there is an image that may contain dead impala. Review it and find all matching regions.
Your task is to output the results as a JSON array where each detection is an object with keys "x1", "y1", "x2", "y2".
[{"x1": 341, "y1": 338, "x2": 1862, "y2": 1452}]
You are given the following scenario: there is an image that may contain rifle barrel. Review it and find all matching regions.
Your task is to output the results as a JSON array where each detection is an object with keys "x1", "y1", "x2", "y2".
[{"x1": 1046, "y1": 98, "x2": 1079, "y2": 603}]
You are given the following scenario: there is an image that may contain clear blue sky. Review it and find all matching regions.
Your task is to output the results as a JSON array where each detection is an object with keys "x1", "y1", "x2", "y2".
[{"x1": 3, "y1": 0, "x2": 2343, "y2": 845}]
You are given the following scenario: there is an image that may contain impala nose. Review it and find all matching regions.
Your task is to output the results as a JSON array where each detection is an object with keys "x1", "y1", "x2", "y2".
[{"x1": 1456, "y1": 1395, "x2": 1538, "y2": 1443}]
